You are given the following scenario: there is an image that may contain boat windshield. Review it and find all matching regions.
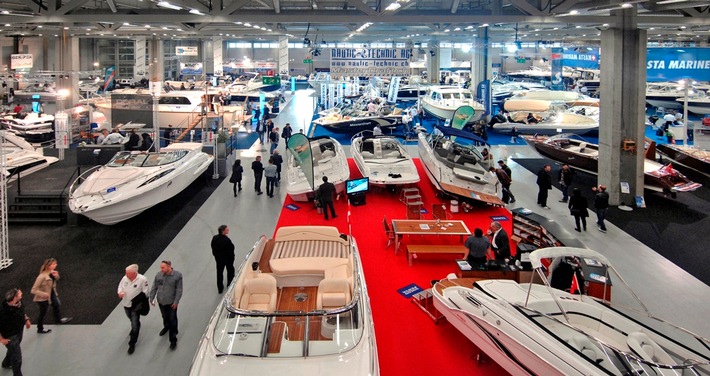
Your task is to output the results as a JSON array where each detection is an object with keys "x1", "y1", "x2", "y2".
[
  {"x1": 211, "y1": 296, "x2": 365, "y2": 358},
  {"x1": 106, "y1": 150, "x2": 189, "y2": 167},
  {"x1": 519, "y1": 305, "x2": 710, "y2": 375}
]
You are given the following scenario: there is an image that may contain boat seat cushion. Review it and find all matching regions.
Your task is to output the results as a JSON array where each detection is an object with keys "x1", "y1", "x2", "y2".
[
  {"x1": 316, "y1": 278, "x2": 352, "y2": 310},
  {"x1": 239, "y1": 274, "x2": 277, "y2": 312},
  {"x1": 270, "y1": 257, "x2": 348, "y2": 277},
  {"x1": 361, "y1": 151, "x2": 375, "y2": 159},
  {"x1": 627, "y1": 332, "x2": 675, "y2": 364},
  {"x1": 566, "y1": 335, "x2": 604, "y2": 363}
]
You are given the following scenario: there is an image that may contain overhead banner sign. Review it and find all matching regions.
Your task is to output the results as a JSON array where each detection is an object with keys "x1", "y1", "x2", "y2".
[
  {"x1": 330, "y1": 48, "x2": 412, "y2": 77},
  {"x1": 646, "y1": 48, "x2": 710, "y2": 82},
  {"x1": 11, "y1": 54, "x2": 33, "y2": 69},
  {"x1": 176, "y1": 46, "x2": 199, "y2": 56},
  {"x1": 550, "y1": 48, "x2": 565, "y2": 90},
  {"x1": 180, "y1": 62, "x2": 203, "y2": 75},
  {"x1": 560, "y1": 47, "x2": 600, "y2": 69},
  {"x1": 223, "y1": 60, "x2": 277, "y2": 74}
]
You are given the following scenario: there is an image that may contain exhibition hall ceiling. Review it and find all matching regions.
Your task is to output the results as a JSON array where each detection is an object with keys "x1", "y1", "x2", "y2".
[{"x1": 0, "y1": 0, "x2": 707, "y2": 45}]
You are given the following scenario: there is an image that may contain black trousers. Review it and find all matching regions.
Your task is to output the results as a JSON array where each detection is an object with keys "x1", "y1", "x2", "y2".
[
  {"x1": 1, "y1": 332, "x2": 23, "y2": 376},
  {"x1": 322, "y1": 200, "x2": 336, "y2": 219},
  {"x1": 254, "y1": 173, "x2": 263, "y2": 192},
  {"x1": 36, "y1": 294, "x2": 61, "y2": 331},
  {"x1": 215, "y1": 257, "x2": 235, "y2": 293},
  {"x1": 537, "y1": 188, "x2": 549, "y2": 207},
  {"x1": 158, "y1": 304, "x2": 178, "y2": 344}
]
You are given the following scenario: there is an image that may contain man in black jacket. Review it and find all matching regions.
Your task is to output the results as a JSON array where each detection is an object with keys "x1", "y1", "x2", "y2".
[
  {"x1": 536, "y1": 164, "x2": 552, "y2": 209},
  {"x1": 497, "y1": 160, "x2": 516, "y2": 204},
  {"x1": 317, "y1": 176, "x2": 337, "y2": 220},
  {"x1": 488, "y1": 221, "x2": 510, "y2": 261},
  {"x1": 0, "y1": 289, "x2": 31, "y2": 376},
  {"x1": 210, "y1": 225, "x2": 235, "y2": 294},
  {"x1": 251, "y1": 156, "x2": 264, "y2": 195},
  {"x1": 593, "y1": 185, "x2": 610, "y2": 233}
]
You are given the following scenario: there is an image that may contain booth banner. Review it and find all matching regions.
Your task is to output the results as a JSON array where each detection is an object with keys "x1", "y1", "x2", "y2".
[
  {"x1": 287, "y1": 134, "x2": 315, "y2": 192},
  {"x1": 180, "y1": 62, "x2": 203, "y2": 75},
  {"x1": 476, "y1": 79, "x2": 491, "y2": 116},
  {"x1": 387, "y1": 76, "x2": 401, "y2": 103},
  {"x1": 103, "y1": 66, "x2": 116, "y2": 91},
  {"x1": 550, "y1": 48, "x2": 565, "y2": 90},
  {"x1": 176, "y1": 46, "x2": 199, "y2": 56},
  {"x1": 223, "y1": 60, "x2": 277, "y2": 73},
  {"x1": 10, "y1": 54, "x2": 33, "y2": 69},
  {"x1": 54, "y1": 112, "x2": 70, "y2": 149},
  {"x1": 560, "y1": 47, "x2": 600, "y2": 69},
  {"x1": 647, "y1": 48, "x2": 710, "y2": 82},
  {"x1": 330, "y1": 48, "x2": 412, "y2": 77}
]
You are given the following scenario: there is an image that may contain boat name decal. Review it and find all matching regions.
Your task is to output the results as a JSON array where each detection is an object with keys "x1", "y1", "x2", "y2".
[{"x1": 107, "y1": 187, "x2": 116, "y2": 193}]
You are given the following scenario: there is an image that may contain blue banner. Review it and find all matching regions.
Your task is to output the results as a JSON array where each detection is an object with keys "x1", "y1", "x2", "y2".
[
  {"x1": 647, "y1": 48, "x2": 710, "y2": 82},
  {"x1": 476, "y1": 79, "x2": 491, "y2": 116},
  {"x1": 102, "y1": 66, "x2": 115, "y2": 91},
  {"x1": 560, "y1": 47, "x2": 600, "y2": 69},
  {"x1": 550, "y1": 48, "x2": 565, "y2": 90}
]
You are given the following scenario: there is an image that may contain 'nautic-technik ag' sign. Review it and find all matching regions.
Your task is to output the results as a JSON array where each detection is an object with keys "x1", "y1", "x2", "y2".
[
  {"x1": 330, "y1": 48, "x2": 411, "y2": 77},
  {"x1": 646, "y1": 48, "x2": 710, "y2": 82}
]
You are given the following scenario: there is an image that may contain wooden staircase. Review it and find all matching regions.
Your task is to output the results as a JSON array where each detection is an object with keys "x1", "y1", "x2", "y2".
[
  {"x1": 7, "y1": 192, "x2": 68, "y2": 225},
  {"x1": 175, "y1": 113, "x2": 205, "y2": 142}
]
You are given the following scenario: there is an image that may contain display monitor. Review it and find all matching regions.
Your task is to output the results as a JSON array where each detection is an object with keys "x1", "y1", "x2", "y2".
[{"x1": 346, "y1": 177, "x2": 369, "y2": 195}]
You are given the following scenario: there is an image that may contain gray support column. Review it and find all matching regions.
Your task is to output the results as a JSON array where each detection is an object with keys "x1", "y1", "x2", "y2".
[
  {"x1": 58, "y1": 31, "x2": 80, "y2": 108},
  {"x1": 134, "y1": 37, "x2": 147, "y2": 81},
  {"x1": 426, "y1": 42, "x2": 440, "y2": 84},
  {"x1": 203, "y1": 39, "x2": 213, "y2": 78},
  {"x1": 149, "y1": 37, "x2": 164, "y2": 147},
  {"x1": 213, "y1": 37, "x2": 223, "y2": 78},
  {"x1": 278, "y1": 36, "x2": 289, "y2": 77},
  {"x1": 470, "y1": 37, "x2": 488, "y2": 87},
  {"x1": 599, "y1": 9, "x2": 647, "y2": 206}
]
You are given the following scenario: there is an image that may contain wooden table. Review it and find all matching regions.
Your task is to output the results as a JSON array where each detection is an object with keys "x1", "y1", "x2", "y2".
[{"x1": 391, "y1": 219, "x2": 471, "y2": 254}]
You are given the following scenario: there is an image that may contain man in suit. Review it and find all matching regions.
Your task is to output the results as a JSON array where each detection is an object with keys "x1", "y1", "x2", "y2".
[
  {"x1": 536, "y1": 164, "x2": 552, "y2": 209},
  {"x1": 317, "y1": 176, "x2": 337, "y2": 220},
  {"x1": 488, "y1": 221, "x2": 510, "y2": 261},
  {"x1": 210, "y1": 225, "x2": 235, "y2": 294}
]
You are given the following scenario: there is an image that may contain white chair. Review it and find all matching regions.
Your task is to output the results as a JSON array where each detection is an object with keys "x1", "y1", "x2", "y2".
[
  {"x1": 626, "y1": 332, "x2": 675, "y2": 365},
  {"x1": 239, "y1": 274, "x2": 278, "y2": 312},
  {"x1": 316, "y1": 278, "x2": 351, "y2": 310},
  {"x1": 577, "y1": 142, "x2": 587, "y2": 153},
  {"x1": 566, "y1": 335, "x2": 604, "y2": 364}
]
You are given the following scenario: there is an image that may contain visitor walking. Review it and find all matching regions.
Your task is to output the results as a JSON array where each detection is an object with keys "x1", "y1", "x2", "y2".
[
  {"x1": 210, "y1": 225, "x2": 235, "y2": 294},
  {"x1": 252, "y1": 156, "x2": 264, "y2": 195},
  {"x1": 593, "y1": 185, "x2": 610, "y2": 233},
  {"x1": 536, "y1": 164, "x2": 552, "y2": 209},
  {"x1": 264, "y1": 157, "x2": 278, "y2": 198},
  {"x1": 117, "y1": 264, "x2": 149, "y2": 355},
  {"x1": 568, "y1": 188, "x2": 589, "y2": 232},
  {"x1": 281, "y1": 123, "x2": 293, "y2": 145},
  {"x1": 558, "y1": 164, "x2": 574, "y2": 202},
  {"x1": 31, "y1": 258, "x2": 72, "y2": 334},
  {"x1": 149, "y1": 260, "x2": 182, "y2": 350},
  {"x1": 230, "y1": 159, "x2": 243, "y2": 197},
  {"x1": 0, "y1": 288, "x2": 31, "y2": 376}
]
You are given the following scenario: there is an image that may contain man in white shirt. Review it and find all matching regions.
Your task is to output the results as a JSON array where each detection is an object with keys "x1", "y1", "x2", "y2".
[
  {"x1": 96, "y1": 129, "x2": 109, "y2": 144},
  {"x1": 117, "y1": 264, "x2": 149, "y2": 354},
  {"x1": 102, "y1": 129, "x2": 125, "y2": 145},
  {"x1": 373, "y1": 124, "x2": 383, "y2": 136}
]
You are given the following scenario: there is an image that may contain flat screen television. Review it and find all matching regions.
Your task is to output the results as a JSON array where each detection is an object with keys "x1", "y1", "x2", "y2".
[{"x1": 346, "y1": 177, "x2": 369, "y2": 195}]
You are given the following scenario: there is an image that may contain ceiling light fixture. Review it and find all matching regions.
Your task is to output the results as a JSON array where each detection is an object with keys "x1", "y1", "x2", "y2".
[
  {"x1": 189, "y1": 9, "x2": 205, "y2": 15},
  {"x1": 157, "y1": 1, "x2": 182, "y2": 10},
  {"x1": 385, "y1": 2, "x2": 401, "y2": 11}
]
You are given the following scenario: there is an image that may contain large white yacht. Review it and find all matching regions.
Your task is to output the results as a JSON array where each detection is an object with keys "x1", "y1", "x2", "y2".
[
  {"x1": 420, "y1": 85, "x2": 486, "y2": 124},
  {"x1": 351, "y1": 133, "x2": 419, "y2": 187}
]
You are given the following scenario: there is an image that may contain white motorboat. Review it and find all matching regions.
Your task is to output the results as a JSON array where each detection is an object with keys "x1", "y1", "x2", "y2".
[
  {"x1": 432, "y1": 247, "x2": 710, "y2": 376},
  {"x1": 489, "y1": 111, "x2": 599, "y2": 136},
  {"x1": 676, "y1": 90, "x2": 710, "y2": 115},
  {"x1": 312, "y1": 100, "x2": 403, "y2": 133},
  {"x1": 351, "y1": 133, "x2": 419, "y2": 186},
  {"x1": 0, "y1": 112, "x2": 55, "y2": 142},
  {"x1": 67, "y1": 142, "x2": 213, "y2": 225},
  {"x1": 420, "y1": 86, "x2": 486, "y2": 124},
  {"x1": 189, "y1": 225, "x2": 379, "y2": 376},
  {"x1": 0, "y1": 130, "x2": 59, "y2": 178},
  {"x1": 286, "y1": 136, "x2": 349, "y2": 202},
  {"x1": 646, "y1": 82, "x2": 685, "y2": 110},
  {"x1": 417, "y1": 119, "x2": 503, "y2": 206}
]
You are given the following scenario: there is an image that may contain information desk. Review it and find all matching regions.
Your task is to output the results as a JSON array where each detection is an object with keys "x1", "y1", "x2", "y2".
[{"x1": 391, "y1": 219, "x2": 471, "y2": 254}]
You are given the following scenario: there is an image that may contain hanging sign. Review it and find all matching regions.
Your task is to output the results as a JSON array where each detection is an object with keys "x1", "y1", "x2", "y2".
[
  {"x1": 550, "y1": 48, "x2": 565, "y2": 91},
  {"x1": 180, "y1": 62, "x2": 203, "y2": 75},
  {"x1": 560, "y1": 47, "x2": 600, "y2": 69},
  {"x1": 10, "y1": 54, "x2": 33, "y2": 69},
  {"x1": 176, "y1": 46, "x2": 199, "y2": 56},
  {"x1": 646, "y1": 48, "x2": 710, "y2": 82},
  {"x1": 330, "y1": 48, "x2": 412, "y2": 77}
]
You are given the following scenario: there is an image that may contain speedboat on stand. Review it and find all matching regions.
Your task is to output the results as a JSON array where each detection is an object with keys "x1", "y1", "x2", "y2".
[
  {"x1": 351, "y1": 133, "x2": 419, "y2": 186},
  {"x1": 0, "y1": 113, "x2": 55, "y2": 143},
  {"x1": 432, "y1": 247, "x2": 710, "y2": 376},
  {"x1": 0, "y1": 130, "x2": 59, "y2": 179},
  {"x1": 677, "y1": 90, "x2": 710, "y2": 115},
  {"x1": 418, "y1": 119, "x2": 504, "y2": 206},
  {"x1": 189, "y1": 225, "x2": 379, "y2": 376},
  {"x1": 522, "y1": 134, "x2": 702, "y2": 196},
  {"x1": 286, "y1": 136, "x2": 349, "y2": 202},
  {"x1": 68, "y1": 142, "x2": 213, "y2": 224},
  {"x1": 420, "y1": 86, "x2": 486, "y2": 125},
  {"x1": 312, "y1": 99, "x2": 402, "y2": 133},
  {"x1": 646, "y1": 82, "x2": 684, "y2": 110},
  {"x1": 655, "y1": 142, "x2": 710, "y2": 178},
  {"x1": 490, "y1": 111, "x2": 598, "y2": 136}
]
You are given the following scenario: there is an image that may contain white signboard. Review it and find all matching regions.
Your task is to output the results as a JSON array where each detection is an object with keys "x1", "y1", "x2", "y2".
[
  {"x1": 176, "y1": 46, "x2": 199, "y2": 56},
  {"x1": 54, "y1": 112, "x2": 70, "y2": 149},
  {"x1": 10, "y1": 54, "x2": 33, "y2": 69},
  {"x1": 387, "y1": 76, "x2": 401, "y2": 103},
  {"x1": 330, "y1": 48, "x2": 412, "y2": 77}
]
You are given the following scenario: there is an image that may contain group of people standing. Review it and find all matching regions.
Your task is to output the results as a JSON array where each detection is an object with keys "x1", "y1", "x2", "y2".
[{"x1": 464, "y1": 221, "x2": 511, "y2": 267}]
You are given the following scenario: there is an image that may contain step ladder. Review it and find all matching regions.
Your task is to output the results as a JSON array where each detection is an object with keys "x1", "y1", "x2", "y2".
[{"x1": 400, "y1": 187, "x2": 423, "y2": 219}]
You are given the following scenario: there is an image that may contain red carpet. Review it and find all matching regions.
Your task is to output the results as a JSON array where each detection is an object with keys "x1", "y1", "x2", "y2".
[{"x1": 275, "y1": 159, "x2": 511, "y2": 376}]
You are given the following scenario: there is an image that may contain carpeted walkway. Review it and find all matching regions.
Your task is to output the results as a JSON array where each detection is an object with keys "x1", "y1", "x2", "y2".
[
  {"x1": 274, "y1": 159, "x2": 511, "y2": 376},
  {"x1": 513, "y1": 157, "x2": 710, "y2": 287}
]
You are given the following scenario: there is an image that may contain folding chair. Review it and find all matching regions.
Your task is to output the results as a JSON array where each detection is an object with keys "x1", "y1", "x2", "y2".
[{"x1": 382, "y1": 216, "x2": 395, "y2": 249}]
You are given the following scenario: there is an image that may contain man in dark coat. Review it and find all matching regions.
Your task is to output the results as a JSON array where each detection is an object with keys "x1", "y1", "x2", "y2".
[
  {"x1": 251, "y1": 156, "x2": 264, "y2": 195},
  {"x1": 0, "y1": 289, "x2": 31, "y2": 376},
  {"x1": 558, "y1": 164, "x2": 575, "y2": 203},
  {"x1": 271, "y1": 150, "x2": 283, "y2": 186},
  {"x1": 593, "y1": 184, "x2": 610, "y2": 233},
  {"x1": 488, "y1": 221, "x2": 510, "y2": 261},
  {"x1": 497, "y1": 160, "x2": 516, "y2": 203},
  {"x1": 536, "y1": 164, "x2": 552, "y2": 209},
  {"x1": 317, "y1": 176, "x2": 337, "y2": 220},
  {"x1": 210, "y1": 225, "x2": 235, "y2": 294}
]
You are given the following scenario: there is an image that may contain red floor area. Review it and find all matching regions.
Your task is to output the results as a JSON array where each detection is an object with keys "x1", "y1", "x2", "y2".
[{"x1": 275, "y1": 159, "x2": 511, "y2": 376}]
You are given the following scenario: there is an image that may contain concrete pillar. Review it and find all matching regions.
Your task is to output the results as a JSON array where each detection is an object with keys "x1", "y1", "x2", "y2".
[
  {"x1": 599, "y1": 9, "x2": 647, "y2": 206},
  {"x1": 58, "y1": 31, "x2": 80, "y2": 108},
  {"x1": 278, "y1": 36, "x2": 289, "y2": 77},
  {"x1": 426, "y1": 41, "x2": 440, "y2": 84},
  {"x1": 134, "y1": 37, "x2": 147, "y2": 81},
  {"x1": 470, "y1": 37, "x2": 488, "y2": 87},
  {"x1": 202, "y1": 39, "x2": 212, "y2": 78},
  {"x1": 213, "y1": 37, "x2": 223, "y2": 78},
  {"x1": 439, "y1": 48, "x2": 452, "y2": 69},
  {"x1": 148, "y1": 37, "x2": 164, "y2": 93}
]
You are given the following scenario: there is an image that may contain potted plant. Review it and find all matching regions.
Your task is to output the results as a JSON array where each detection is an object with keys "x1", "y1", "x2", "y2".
[
  {"x1": 216, "y1": 130, "x2": 228, "y2": 158},
  {"x1": 665, "y1": 130, "x2": 674, "y2": 144}
]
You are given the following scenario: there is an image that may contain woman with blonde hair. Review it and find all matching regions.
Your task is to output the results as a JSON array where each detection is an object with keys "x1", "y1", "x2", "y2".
[{"x1": 31, "y1": 258, "x2": 72, "y2": 334}]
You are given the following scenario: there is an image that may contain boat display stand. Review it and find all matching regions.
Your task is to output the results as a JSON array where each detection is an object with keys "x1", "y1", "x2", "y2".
[{"x1": 411, "y1": 288, "x2": 445, "y2": 323}]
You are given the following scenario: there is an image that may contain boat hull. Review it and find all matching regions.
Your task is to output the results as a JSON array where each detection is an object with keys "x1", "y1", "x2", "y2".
[
  {"x1": 286, "y1": 137, "x2": 350, "y2": 202},
  {"x1": 351, "y1": 136, "x2": 420, "y2": 186},
  {"x1": 655, "y1": 143, "x2": 710, "y2": 177},
  {"x1": 313, "y1": 116, "x2": 402, "y2": 133},
  {"x1": 646, "y1": 96, "x2": 683, "y2": 110},
  {"x1": 421, "y1": 100, "x2": 484, "y2": 124}
]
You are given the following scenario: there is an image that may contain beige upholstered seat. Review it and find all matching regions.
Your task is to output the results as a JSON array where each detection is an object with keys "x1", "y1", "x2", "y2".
[
  {"x1": 239, "y1": 274, "x2": 278, "y2": 312},
  {"x1": 316, "y1": 278, "x2": 351, "y2": 310},
  {"x1": 566, "y1": 335, "x2": 604, "y2": 363},
  {"x1": 627, "y1": 332, "x2": 675, "y2": 364}
]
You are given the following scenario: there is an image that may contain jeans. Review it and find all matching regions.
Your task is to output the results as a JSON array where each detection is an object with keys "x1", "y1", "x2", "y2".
[
  {"x1": 2, "y1": 332, "x2": 23, "y2": 376},
  {"x1": 215, "y1": 257, "x2": 235, "y2": 293},
  {"x1": 123, "y1": 307, "x2": 141, "y2": 346},
  {"x1": 269, "y1": 142, "x2": 278, "y2": 154},
  {"x1": 561, "y1": 184, "x2": 569, "y2": 201},
  {"x1": 266, "y1": 177, "x2": 276, "y2": 196},
  {"x1": 36, "y1": 294, "x2": 61, "y2": 331},
  {"x1": 596, "y1": 208, "x2": 608, "y2": 230},
  {"x1": 158, "y1": 304, "x2": 178, "y2": 344}
]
